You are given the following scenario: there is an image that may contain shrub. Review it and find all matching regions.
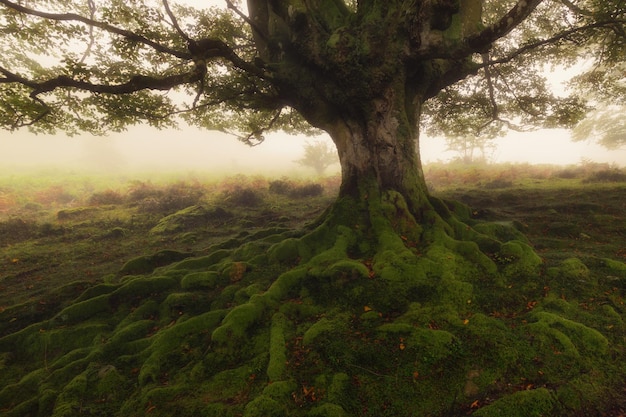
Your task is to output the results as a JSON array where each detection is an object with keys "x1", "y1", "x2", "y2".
[
  {"x1": 0, "y1": 217, "x2": 38, "y2": 244},
  {"x1": 224, "y1": 186, "x2": 264, "y2": 207},
  {"x1": 582, "y1": 168, "x2": 626, "y2": 183},
  {"x1": 130, "y1": 181, "x2": 205, "y2": 213},
  {"x1": 289, "y1": 183, "x2": 324, "y2": 198},
  {"x1": 89, "y1": 189, "x2": 125, "y2": 205},
  {"x1": 553, "y1": 168, "x2": 583, "y2": 179},
  {"x1": 268, "y1": 179, "x2": 293, "y2": 195},
  {"x1": 127, "y1": 181, "x2": 163, "y2": 202},
  {"x1": 34, "y1": 185, "x2": 75, "y2": 205}
]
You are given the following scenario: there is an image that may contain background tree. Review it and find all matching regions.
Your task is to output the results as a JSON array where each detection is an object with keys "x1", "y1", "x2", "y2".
[
  {"x1": 445, "y1": 133, "x2": 497, "y2": 164},
  {"x1": 295, "y1": 140, "x2": 338, "y2": 175},
  {"x1": 1, "y1": 1, "x2": 626, "y2": 416}
]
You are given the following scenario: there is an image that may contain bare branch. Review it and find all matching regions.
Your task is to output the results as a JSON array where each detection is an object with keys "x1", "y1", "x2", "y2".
[
  {"x1": 559, "y1": 0, "x2": 595, "y2": 17},
  {"x1": 231, "y1": 107, "x2": 283, "y2": 146},
  {"x1": 481, "y1": 52, "x2": 498, "y2": 122},
  {"x1": 0, "y1": 0, "x2": 191, "y2": 59},
  {"x1": 225, "y1": 0, "x2": 269, "y2": 42},
  {"x1": 0, "y1": 65, "x2": 204, "y2": 97},
  {"x1": 162, "y1": 0, "x2": 192, "y2": 42},
  {"x1": 78, "y1": 0, "x2": 97, "y2": 64}
]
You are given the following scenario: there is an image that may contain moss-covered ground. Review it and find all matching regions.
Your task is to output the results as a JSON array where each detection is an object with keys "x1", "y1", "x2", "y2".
[{"x1": 1, "y1": 164, "x2": 625, "y2": 416}]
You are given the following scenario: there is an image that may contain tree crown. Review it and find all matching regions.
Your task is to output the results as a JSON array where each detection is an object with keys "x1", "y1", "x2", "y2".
[{"x1": 0, "y1": 0, "x2": 624, "y2": 142}]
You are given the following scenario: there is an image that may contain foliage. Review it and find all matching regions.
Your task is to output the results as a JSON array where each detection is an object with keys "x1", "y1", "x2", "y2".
[
  {"x1": 0, "y1": 0, "x2": 621, "y2": 142},
  {"x1": 572, "y1": 104, "x2": 626, "y2": 150}
]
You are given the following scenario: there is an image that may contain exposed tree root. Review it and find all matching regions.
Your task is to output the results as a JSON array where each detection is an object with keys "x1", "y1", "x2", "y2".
[{"x1": 0, "y1": 188, "x2": 624, "y2": 417}]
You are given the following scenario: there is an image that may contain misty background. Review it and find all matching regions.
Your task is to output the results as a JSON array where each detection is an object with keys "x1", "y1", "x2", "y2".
[{"x1": 1, "y1": 126, "x2": 625, "y2": 177}]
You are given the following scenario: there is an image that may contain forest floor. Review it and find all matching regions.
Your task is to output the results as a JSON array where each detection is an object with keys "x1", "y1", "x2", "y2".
[{"x1": 1, "y1": 162, "x2": 625, "y2": 416}]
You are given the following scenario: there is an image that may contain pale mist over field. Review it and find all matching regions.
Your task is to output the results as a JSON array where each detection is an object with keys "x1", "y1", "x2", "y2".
[{"x1": 1, "y1": 125, "x2": 625, "y2": 177}]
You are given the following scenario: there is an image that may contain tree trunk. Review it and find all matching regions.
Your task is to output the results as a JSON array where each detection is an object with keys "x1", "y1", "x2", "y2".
[{"x1": 330, "y1": 90, "x2": 428, "y2": 205}]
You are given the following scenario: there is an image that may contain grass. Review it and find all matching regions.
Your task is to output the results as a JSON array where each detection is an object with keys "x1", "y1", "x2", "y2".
[{"x1": 0, "y1": 162, "x2": 625, "y2": 416}]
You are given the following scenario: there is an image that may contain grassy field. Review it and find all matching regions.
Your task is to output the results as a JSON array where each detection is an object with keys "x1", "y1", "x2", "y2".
[{"x1": 0, "y1": 162, "x2": 625, "y2": 416}]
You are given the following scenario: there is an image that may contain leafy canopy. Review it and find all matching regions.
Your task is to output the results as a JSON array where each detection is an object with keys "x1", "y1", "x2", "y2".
[{"x1": 0, "y1": 0, "x2": 624, "y2": 144}]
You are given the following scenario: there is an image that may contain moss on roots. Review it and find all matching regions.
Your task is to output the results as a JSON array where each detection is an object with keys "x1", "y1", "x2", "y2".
[{"x1": 0, "y1": 188, "x2": 624, "y2": 417}]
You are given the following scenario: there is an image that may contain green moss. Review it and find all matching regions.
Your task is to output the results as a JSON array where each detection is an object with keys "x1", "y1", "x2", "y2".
[
  {"x1": 53, "y1": 294, "x2": 111, "y2": 324},
  {"x1": 233, "y1": 241, "x2": 273, "y2": 261},
  {"x1": 498, "y1": 240, "x2": 543, "y2": 279},
  {"x1": 323, "y1": 260, "x2": 369, "y2": 279},
  {"x1": 558, "y1": 257, "x2": 590, "y2": 280},
  {"x1": 528, "y1": 311, "x2": 609, "y2": 357},
  {"x1": 472, "y1": 388, "x2": 556, "y2": 417},
  {"x1": 94, "y1": 365, "x2": 128, "y2": 402},
  {"x1": 473, "y1": 220, "x2": 528, "y2": 244},
  {"x1": 243, "y1": 396, "x2": 285, "y2": 417},
  {"x1": 265, "y1": 268, "x2": 308, "y2": 300},
  {"x1": 108, "y1": 320, "x2": 153, "y2": 346},
  {"x1": 51, "y1": 371, "x2": 89, "y2": 417},
  {"x1": 211, "y1": 296, "x2": 269, "y2": 344},
  {"x1": 436, "y1": 271, "x2": 474, "y2": 309},
  {"x1": 262, "y1": 380, "x2": 297, "y2": 400},
  {"x1": 303, "y1": 315, "x2": 348, "y2": 346},
  {"x1": 139, "y1": 310, "x2": 225, "y2": 385},
  {"x1": 307, "y1": 403, "x2": 347, "y2": 417},
  {"x1": 602, "y1": 258, "x2": 626, "y2": 277},
  {"x1": 116, "y1": 261, "x2": 143, "y2": 277},
  {"x1": 327, "y1": 372, "x2": 351, "y2": 403},
  {"x1": 73, "y1": 283, "x2": 118, "y2": 302},
  {"x1": 267, "y1": 312, "x2": 289, "y2": 381},
  {"x1": 119, "y1": 250, "x2": 193, "y2": 275},
  {"x1": 172, "y1": 249, "x2": 231, "y2": 270},
  {"x1": 267, "y1": 238, "x2": 304, "y2": 264},
  {"x1": 547, "y1": 258, "x2": 595, "y2": 294},
  {"x1": 111, "y1": 276, "x2": 177, "y2": 301},
  {"x1": 181, "y1": 271, "x2": 221, "y2": 290}
]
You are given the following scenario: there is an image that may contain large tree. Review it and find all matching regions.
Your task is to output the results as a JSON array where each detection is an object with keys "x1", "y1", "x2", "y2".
[{"x1": 1, "y1": 1, "x2": 625, "y2": 416}]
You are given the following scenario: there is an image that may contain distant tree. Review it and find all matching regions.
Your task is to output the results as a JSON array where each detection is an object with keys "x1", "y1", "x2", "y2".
[
  {"x1": 295, "y1": 140, "x2": 338, "y2": 175},
  {"x1": 2, "y1": 0, "x2": 626, "y2": 415},
  {"x1": 445, "y1": 134, "x2": 497, "y2": 164}
]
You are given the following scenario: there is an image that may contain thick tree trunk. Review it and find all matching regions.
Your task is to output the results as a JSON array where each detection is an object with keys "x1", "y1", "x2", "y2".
[{"x1": 330, "y1": 95, "x2": 427, "y2": 201}]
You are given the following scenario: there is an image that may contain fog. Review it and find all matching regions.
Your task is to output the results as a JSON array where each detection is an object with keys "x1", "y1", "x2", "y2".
[{"x1": 1, "y1": 124, "x2": 624, "y2": 178}]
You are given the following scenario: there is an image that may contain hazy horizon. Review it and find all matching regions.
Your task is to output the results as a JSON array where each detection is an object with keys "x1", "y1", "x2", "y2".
[{"x1": 1, "y1": 124, "x2": 625, "y2": 177}]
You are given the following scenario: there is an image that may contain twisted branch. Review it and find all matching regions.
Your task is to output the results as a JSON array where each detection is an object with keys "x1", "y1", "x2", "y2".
[{"x1": 0, "y1": 0, "x2": 192, "y2": 59}]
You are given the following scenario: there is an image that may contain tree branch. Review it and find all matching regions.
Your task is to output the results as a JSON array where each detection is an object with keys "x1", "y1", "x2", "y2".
[
  {"x1": 0, "y1": 66, "x2": 204, "y2": 97},
  {"x1": 464, "y1": 0, "x2": 545, "y2": 53},
  {"x1": 238, "y1": 107, "x2": 283, "y2": 146},
  {"x1": 481, "y1": 52, "x2": 498, "y2": 122},
  {"x1": 478, "y1": 20, "x2": 625, "y2": 68},
  {"x1": 0, "y1": 0, "x2": 191, "y2": 59},
  {"x1": 559, "y1": 0, "x2": 595, "y2": 17},
  {"x1": 162, "y1": 0, "x2": 192, "y2": 42}
]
